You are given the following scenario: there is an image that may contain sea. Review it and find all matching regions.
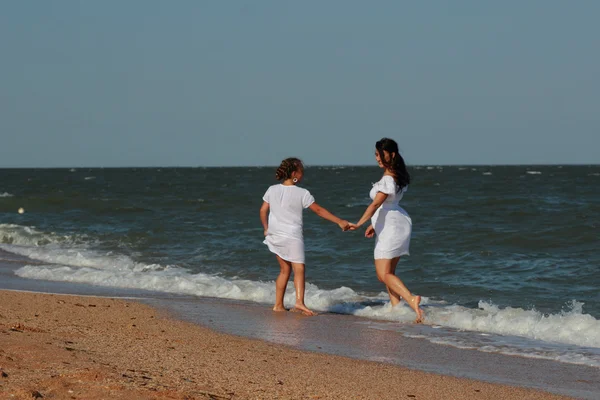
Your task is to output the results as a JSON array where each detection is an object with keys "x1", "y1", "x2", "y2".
[{"x1": 1, "y1": 165, "x2": 599, "y2": 393}]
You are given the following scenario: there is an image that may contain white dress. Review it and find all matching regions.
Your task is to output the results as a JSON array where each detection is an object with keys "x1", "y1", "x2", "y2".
[
  {"x1": 370, "y1": 175, "x2": 412, "y2": 259},
  {"x1": 262, "y1": 184, "x2": 315, "y2": 264}
]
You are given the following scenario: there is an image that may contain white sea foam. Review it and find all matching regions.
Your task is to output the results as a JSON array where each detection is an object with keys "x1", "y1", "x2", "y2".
[
  {"x1": 0, "y1": 192, "x2": 14, "y2": 197},
  {"x1": 12, "y1": 261, "x2": 366, "y2": 310},
  {"x1": 7, "y1": 241, "x2": 600, "y2": 350},
  {"x1": 423, "y1": 301, "x2": 600, "y2": 348},
  {"x1": 482, "y1": 172, "x2": 492, "y2": 175},
  {"x1": 84, "y1": 176, "x2": 96, "y2": 180},
  {"x1": 526, "y1": 171, "x2": 542, "y2": 175},
  {"x1": 398, "y1": 329, "x2": 600, "y2": 368},
  {"x1": 3, "y1": 223, "x2": 600, "y2": 367}
]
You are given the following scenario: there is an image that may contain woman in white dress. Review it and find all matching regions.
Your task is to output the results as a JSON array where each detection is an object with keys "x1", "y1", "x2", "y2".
[
  {"x1": 260, "y1": 158, "x2": 350, "y2": 316},
  {"x1": 350, "y1": 138, "x2": 424, "y2": 323}
]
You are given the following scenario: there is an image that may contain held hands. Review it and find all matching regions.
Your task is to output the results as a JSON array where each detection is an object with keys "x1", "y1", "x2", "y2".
[
  {"x1": 337, "y1": 220, "x2": 372, "y2": 237},
  {"x1": 340, "y1": 221, "x2": 359, "y2": 232},
  {"x1": 338, "y1": 220, "x2": 351, "y2": 231}
]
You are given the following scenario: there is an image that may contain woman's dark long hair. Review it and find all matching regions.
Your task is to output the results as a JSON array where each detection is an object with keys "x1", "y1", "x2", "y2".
[
  {"x1": 376, "y1": 138, "x2": 410, "y2": 191},
  {"x1": 275, "y1": 157, "x2": 304, "y2": 181}
]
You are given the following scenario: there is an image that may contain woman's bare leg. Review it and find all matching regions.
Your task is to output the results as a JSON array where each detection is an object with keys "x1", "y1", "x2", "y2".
[
  {"x1": 291, "y1": 262, "x2": 315, "y2": 316},
  {"x1": 375, "y1": 257, "x2": 423, "y2": 322},
  {"x1": 274, "y1": 256, "x2": 291, "y2": 312},
  {"x1": 386, "y1": 259, "x2": 402, "y2": 306}
]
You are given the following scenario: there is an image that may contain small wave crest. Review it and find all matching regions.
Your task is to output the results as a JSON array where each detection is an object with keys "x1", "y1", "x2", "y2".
[
  {"x1": 0, "y1": 192, "x2": 14, "y2": 197},
  {"x1": 0, "y1": 224, "x2": 93, "y2": 247},
  {"x1": 345, "y1": 201, "x2": 370, "y2": 208},
  {"x1": 427, "y1": 300, "x2": 600, "y2": 348}
]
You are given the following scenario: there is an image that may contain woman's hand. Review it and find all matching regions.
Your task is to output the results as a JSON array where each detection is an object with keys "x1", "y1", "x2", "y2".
[
  {"x1": 263, "y1": 229, "x2": 268, "y2": 237},
  {"x1": 338, "y1": 220, "x2": 350, "y2": 231},
  {"x1": 347, "y1": 223, "x2": 359, "y2": 231},
  {"x1": 365, "y1": 225, "x2": 375, "y2": 238}
]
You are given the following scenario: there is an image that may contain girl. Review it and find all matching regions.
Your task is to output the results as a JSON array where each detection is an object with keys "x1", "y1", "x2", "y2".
[
  {"x1": 260, "y1": 157, "x2": 349, "y2": 316},
  {"x1": 350, "y1": 138, "x2": 424, "y2": 323}
]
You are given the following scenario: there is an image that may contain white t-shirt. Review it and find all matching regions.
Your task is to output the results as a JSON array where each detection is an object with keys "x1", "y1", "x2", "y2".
[{"x1": 263, "y1": 184, "x2": 315, "y2": 240}]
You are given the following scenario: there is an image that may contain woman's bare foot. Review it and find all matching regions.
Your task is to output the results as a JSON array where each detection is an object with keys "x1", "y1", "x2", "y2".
[
  {"x1": 272, "y1": 305, "x2": 287, "y2": 312},
  {"x1": 291, "y1": 303, "x2": 315, "y2": 316},
  {"x1": 409, "y1": 295, "x2": 424, "y2": 323}
]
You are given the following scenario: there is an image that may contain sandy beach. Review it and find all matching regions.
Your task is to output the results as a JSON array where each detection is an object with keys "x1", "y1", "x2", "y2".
[{"x1": 0, "y1": 290, "x2": 572, "y2": 400}]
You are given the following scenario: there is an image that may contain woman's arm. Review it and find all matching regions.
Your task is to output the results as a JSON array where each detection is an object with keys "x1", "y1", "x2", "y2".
[
  {"x1": 308, "y1": 203, "x2": 349, "y2": 230},
  {"x1": 354, "y1": 192, "x2": 388, "y2": 227},
  {"x1": 259, "y1": 201, "x2": 270, "y2": 235}
]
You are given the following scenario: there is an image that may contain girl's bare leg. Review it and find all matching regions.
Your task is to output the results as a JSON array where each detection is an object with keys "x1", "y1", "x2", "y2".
[
  {"x1": 386, "y1": 260, "x2": 402, "y2": 306},
  {"x1": 375, "y1": 257, "x2": 423, "y2": 323},
  {"x1": 291, "y1": 262, "x2": 315, "y2": 316},
  {"x1": 274, "y1": 256, "x2": 291, "y2": 312}
]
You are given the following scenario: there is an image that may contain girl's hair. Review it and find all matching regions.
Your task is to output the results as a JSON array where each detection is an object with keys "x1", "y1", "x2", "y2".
[
  {"x1": 275, "y1": 157, "x2": 304, "y2": 181},
  {"x1": 376, "y1": 138, "x2": 410, "y2": 191}
]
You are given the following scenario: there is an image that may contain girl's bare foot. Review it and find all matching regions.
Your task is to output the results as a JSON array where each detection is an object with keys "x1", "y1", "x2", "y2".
[
  {"x1": 409, "y1": 295, "x2": 424, "y2": 323},
  {"x1": 291, "y1": 303, "x2": 315, "y2": 316},
  {"x1": 273, "y1": 305, "x2": 287, "y2": 312}
]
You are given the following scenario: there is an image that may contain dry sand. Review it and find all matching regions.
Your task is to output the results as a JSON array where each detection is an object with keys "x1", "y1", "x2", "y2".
[{"x1": 0, "y1": 290, "x2": 571, "y2": 399}]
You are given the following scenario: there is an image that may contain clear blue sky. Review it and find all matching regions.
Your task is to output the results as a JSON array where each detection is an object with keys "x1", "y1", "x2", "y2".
[{"x1": 1, "y1": 1, "x2": 599, "y2": 167}]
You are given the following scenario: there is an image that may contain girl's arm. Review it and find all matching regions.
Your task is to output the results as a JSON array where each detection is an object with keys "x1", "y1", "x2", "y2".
[
  {"x1": 354, "y1": 192, "x2": 388, "y2": 227},
  {"x1": 308, "y1": 203, "x2": 349, "y2": 230},
  {"x1": 259, "y1": 201, "x2": 270, "y2": 235}
]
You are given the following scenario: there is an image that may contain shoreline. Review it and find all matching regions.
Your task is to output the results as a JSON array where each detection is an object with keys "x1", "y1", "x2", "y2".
[{"x1": 0, "y1": 290, "x2": 574, "y2": 399}]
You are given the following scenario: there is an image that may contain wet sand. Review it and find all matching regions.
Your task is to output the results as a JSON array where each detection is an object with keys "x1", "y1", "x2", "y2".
[{"x1": 0, "y1": 290, "x2": 573, "y2": 399}]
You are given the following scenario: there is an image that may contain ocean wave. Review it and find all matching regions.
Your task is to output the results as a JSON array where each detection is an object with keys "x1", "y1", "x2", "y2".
[
  {"x1": 0, "y1": 192, "x2": 14, "y2": 197},
  {"x1": 526, "y1": 171, "x2": 542, "y2": 175},
  {"x1": 13, "y1": 262, "x2": 369, "y2": 309},
  {"x1": 7, "y1": 242, "x2": 600, "y2": 352},
  {"x1": 3, "y1": 222, "x2": 600, "y2": 368},
  {"x1": 428, "y1": 300, "x2": 599, "y2": 348},
  {"x1": 0, "y1": 224, "x2": 92, "y2": 247}
]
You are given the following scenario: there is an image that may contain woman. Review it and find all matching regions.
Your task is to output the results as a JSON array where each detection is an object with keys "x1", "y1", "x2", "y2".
[{"x1": 350, "y1": 138, "x2": 424, "y2": 323}]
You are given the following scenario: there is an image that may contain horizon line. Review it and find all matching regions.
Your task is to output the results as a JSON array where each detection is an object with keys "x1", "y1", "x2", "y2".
[{"x1": 1, "y1": 162, "x2": 599, "y2": 169}]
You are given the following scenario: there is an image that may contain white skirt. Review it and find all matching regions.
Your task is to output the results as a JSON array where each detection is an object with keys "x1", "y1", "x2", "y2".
[
  {"x1": 372, "y1": 207, "x2": 412, "y2": 260},
  {"x1": 264, "y1": 234, "x2": 305, "y2": 264}
]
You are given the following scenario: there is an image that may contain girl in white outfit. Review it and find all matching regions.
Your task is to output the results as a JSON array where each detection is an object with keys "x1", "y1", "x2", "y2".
[
  {"x1": 260, "y1": 158, "x2": 350, "y2": 316},
  {"x1": 350, "y1": 138, "x2": 424, "y2": 323}
]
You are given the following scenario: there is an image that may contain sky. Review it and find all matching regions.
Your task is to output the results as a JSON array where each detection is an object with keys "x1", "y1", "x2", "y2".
[{"x1": 1, "y1": 1, "x2": 599, "y2": 167}]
